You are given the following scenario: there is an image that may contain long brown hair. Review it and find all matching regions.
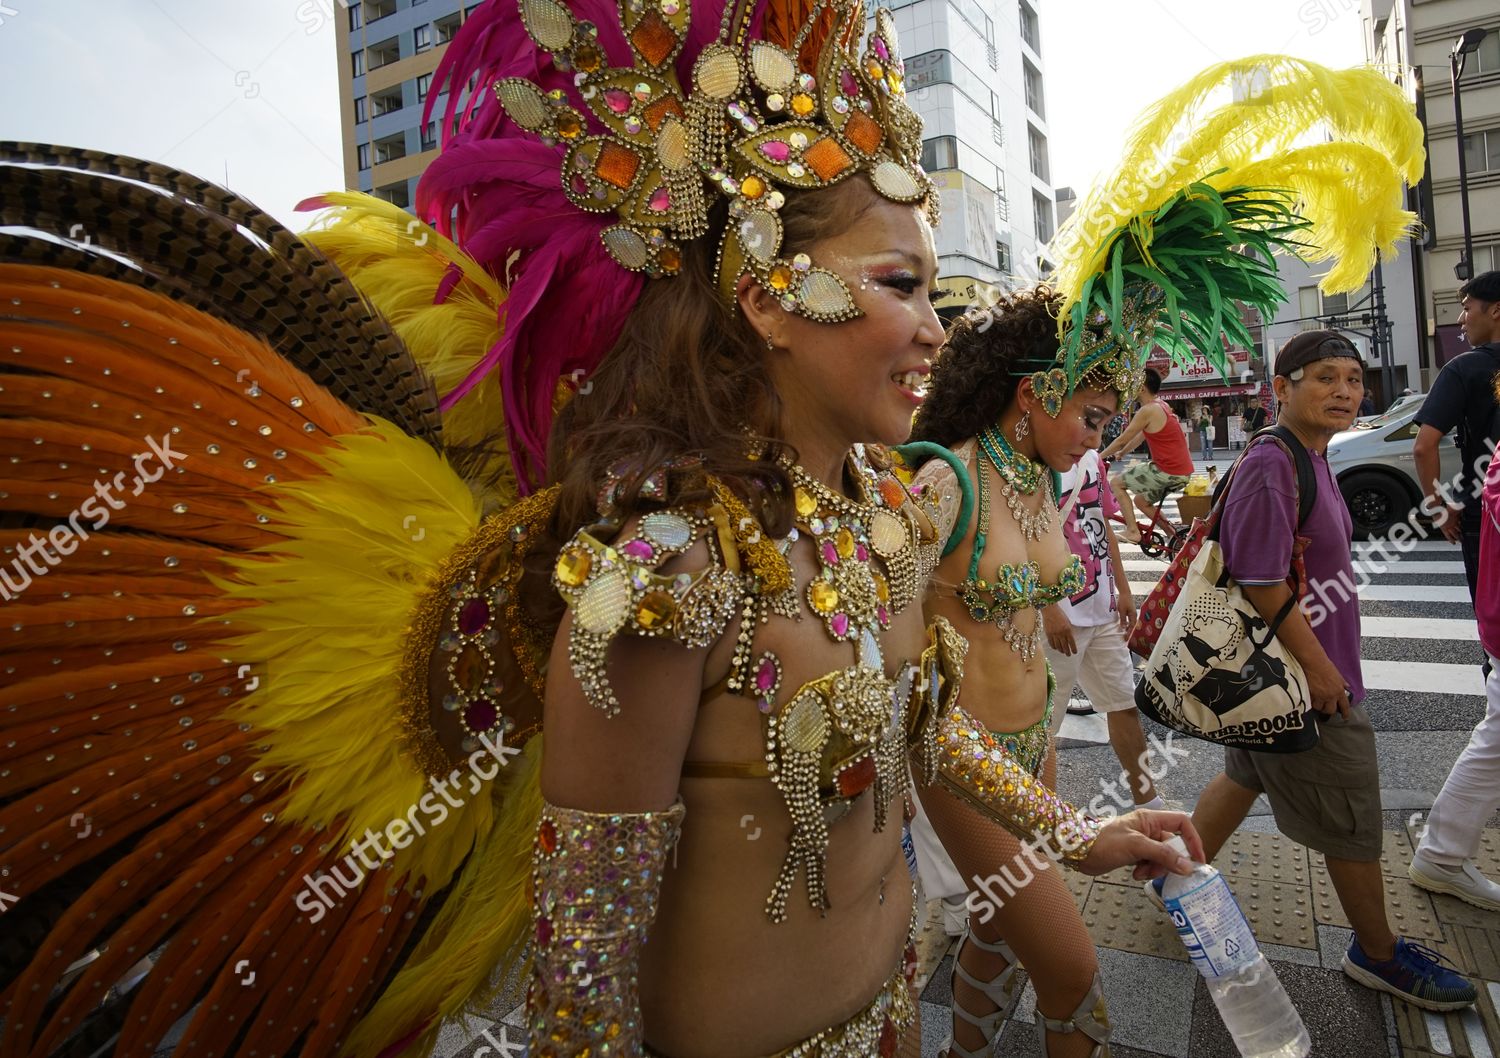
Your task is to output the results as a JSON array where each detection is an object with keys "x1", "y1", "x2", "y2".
[{"x1": 545, "y1": 175, "x2": 890, "y2": 539}]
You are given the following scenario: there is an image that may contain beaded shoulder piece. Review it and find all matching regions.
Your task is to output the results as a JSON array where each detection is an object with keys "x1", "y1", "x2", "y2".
[{"x1": 553, "y1": 503, "x2": 749, "y2": 716}]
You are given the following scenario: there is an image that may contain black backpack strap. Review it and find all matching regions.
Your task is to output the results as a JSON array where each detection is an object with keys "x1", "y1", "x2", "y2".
[{"x1": 1262, "y1": 424, "x2": 1318, "y2": 531}]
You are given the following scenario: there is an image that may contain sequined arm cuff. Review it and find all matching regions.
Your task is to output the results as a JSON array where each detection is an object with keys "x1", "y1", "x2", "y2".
[
  {"x1": 529, "y1": 800, "x2": 686, "y2": 1058},
  {"x1": 552, "y1": 508, "x2": 745, "y2": 717},
  {"x1": 931, "y1": 706, "x2": 1100, "y2": 865}
]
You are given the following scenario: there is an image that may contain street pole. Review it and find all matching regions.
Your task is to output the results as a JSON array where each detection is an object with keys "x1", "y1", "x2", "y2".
[
  {"x1": 1451, "y1": 30, "x2": 1489, "y2": 281},
  {"x1": 1372, "y1": 258, "x2": 1395, "y2": 405}
]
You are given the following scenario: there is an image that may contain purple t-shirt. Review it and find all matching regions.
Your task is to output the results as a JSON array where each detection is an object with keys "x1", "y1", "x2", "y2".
[{"x1": 1218, "y1": 441, "x2": 1365, "y2": 704}]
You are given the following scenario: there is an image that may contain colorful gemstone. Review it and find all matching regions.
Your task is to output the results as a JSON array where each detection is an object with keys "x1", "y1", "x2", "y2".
[
  {"x1": 840, "y1": 68, "x2": 859, "y2": 97},
  {"x1": 877, "y1": 605, "x2": 890, "y2": 625},
  {"x1": 873, "y1": 573, "x2": 890, "y2": 603},
  {"x1": 636, "y1": 589, "x2": 677, "y2": 629},
  {"x1": 758, "y1": 139, "x2": 792, "y2": 163},
  {"x1": 457, "y1": 597, "x2": 490, "y2": 635},
  {"x1": 873, "y1": 36, "x2": 890, "y2": 61},
  {"x1": 621, "y1": 538, "x2": 655, "y2": 560},
  {"x1": 557, "y1": 546, "x2": 593, "y2": 586},
  {"x1": 878, "y1": 477, "x2": 907, "y2": 508},
  {"x1": 555, "y1": 110, "x2": 583, "y2": 139},
  {"x1": 755, "y1": 657, "x2": 779, "y2": 692},
  {"x1": 821, "y1": 539, "x2": 840, "y2": 566},
  {"x1": 794, "y1": 486, "x2": 817, "y2": 518},
  {"x1": 658, "y1": 245, "x2": 681, "y2": 272},
  {"x1": 536, "y1": 914, "x2": 554, "y2": 945},
  {"x1": 574, "y1": 43, "x2": 603, "y2": 72},
  {"x1": 789, "y1": 92, "x2": 816, "y2": 116},
  {"x1": 831, "y1": 612, "x2": 850, "y2": 637},
  {"x1": 740, "y1": 174, "x2": 766, "y2": 199},
  {"x1": 539, "y1": 819, "x2": 558, "y2": 853},
  {"x1": 646, "y1": 185, "x2": 671, "y2": 213},
  {"x1": 837, "y1": 754, "x2": 877, "y2": 797},
  {"x1": 835, "y1": 526, "x2": 856, "y2": 559},
  {"x1": 455, "y1": 644, "x2": 488, "y2": 693},
  {"x1": 768, "y1": 263, "x2": 794, "y2": 291},
  {"x1": 809, "y1": 580, "x2": 838, "y2": 613},
  {"x1": 864, "y1": 56, "x2": 884, "y2": 80},
  {"x1": 603, "y1": 88, "x2": 632, "y2": 113},
  {"x1": 856, "y1": 543, "x2": 869, "y2": 562},
  {"x1": 463, "y1": 698, "x2": 499, "y2": 732}
]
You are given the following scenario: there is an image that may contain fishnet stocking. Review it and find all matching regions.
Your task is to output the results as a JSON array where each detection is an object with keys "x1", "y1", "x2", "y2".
[{"x1": 919, "y1": 749, "x2": 1107, "y2": 1057}]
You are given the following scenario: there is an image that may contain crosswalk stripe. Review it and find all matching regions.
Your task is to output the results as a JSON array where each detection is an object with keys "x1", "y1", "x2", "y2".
[
  {"x1": 1361, "y1": 616, "x2": 1479, "y2": 641},
  {"x1": 1121, "y1": 558, "x2": 1469, "y2": 575},
  {"x1": 1362, "y1": 659, "x2": 1484, "y2": 696},
  {"x1": 1124, "y1": 581, "x2": 1471, "y2": 603}
]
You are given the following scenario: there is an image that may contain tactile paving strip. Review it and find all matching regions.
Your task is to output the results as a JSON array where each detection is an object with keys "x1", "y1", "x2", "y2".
[
  {"x1": 1380, "y1": 827, "x2": 1418, "y2": 879},
  {"x1": 1224, "y1": 875, "x2": 1316, "y2": 949},
  {"x1": 1214, "y1": 831, "x2": 1312, "y2": 887},
  {"x1": 1308, "y1": 857, "x2": 1448, "y2": 944},
  {"x1": 1064, "y1": 868, "x2": 1093, "y2": 907},
  {"x1": 1080, "y1": 880, "x2": 1187, "y2": 961}
]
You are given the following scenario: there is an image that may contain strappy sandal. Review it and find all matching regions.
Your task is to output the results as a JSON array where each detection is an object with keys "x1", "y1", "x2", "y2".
[{"x1": 940, "y1": 929, "x2": 1020, "y2": 1058}]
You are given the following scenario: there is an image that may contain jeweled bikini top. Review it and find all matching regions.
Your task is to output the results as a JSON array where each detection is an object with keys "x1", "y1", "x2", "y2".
[{"x1": 555, "y1": 450, "x2": 944, "y2": 922}]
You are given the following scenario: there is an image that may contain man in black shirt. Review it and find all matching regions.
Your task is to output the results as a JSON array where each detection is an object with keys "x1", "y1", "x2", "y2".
[
  {"x1": 1414, "y1": 271, "x2": 1500, "y2": 606},
  {"x1": 1241, "y1": 395, "x2": 1268, "y2": 436}
]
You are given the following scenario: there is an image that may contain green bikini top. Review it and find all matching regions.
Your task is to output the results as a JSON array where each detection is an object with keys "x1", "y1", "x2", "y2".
[{"x1": 893, "y1": 438, "x2": 1085, "y2": 628}]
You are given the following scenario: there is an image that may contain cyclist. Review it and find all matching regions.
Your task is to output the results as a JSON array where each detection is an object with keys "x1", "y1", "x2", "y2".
[{"x1": 1100, "y1": 366, "x2": 1195, "y2": 542}]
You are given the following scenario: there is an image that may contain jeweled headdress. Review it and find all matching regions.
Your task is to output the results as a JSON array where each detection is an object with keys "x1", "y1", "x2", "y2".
[
  {"x1": 1016, "y1": 56, "x2": 1425, "y2": 417},
  {"x1": 494, "y1": 0, "x2": 932, "y2": 323}
]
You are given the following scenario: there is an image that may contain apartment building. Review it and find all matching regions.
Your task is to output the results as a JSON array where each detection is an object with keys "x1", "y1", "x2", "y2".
[
  {"x1": 1364, "y1": 0, "x2": 1500, "y2": 383},
  {"x1": 875, "y1": 0, "x2": 1057, "y2": 315},
  {"x1": 336, "y1": 0, "x2": 478, "y2": 209}
]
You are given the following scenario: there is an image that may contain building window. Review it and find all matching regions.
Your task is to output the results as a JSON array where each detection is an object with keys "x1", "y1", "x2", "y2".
[
  {"x1": 1028, "y1": 125, "x2": 1049, "y2": 182},
  {"x1": 920, "y1": 135, "x2": 958, "y2": 172},
  {"x1": 351, "y1": 50, "x2": 365, "y2": 77},
  {"x1": 353, "y1": 95, "x2": 367, "y2": 123},
  {"x1": 421, "y1": 121, "x2": 438, "y2": 151},
  {"x1": 1462, "y1": 129, "x2": 1499, "y2": 175},
  {"x1": 372, "y1": 87, "x2": 403, "y2": 116},
  {"x1": 1033, "y1": 192, "x2": 1054, "y2": 243},
  {"x1": 367, "y1": 37, "x2": 401, "y2": 69},
  {"x1": 415, "y1": 24, "x2": 432, "y2": 51},
  {"x1": 374, "y1": 133, "x2": 407, "y2": 165},
  {"x1": 1472, "y1": 30, "x2": 1500, "y2": 74},
  {"x1": 996, "y1": 240, "x2": 1011, "y2": 273},
  {"x1": 348, "y1": 3, "x2": 362, "y2": 30},
  {"x1": 1019, "y1": 0, "x2": 1040, "y2": 53},
  {"x1": 364, "y1": 0, "x2": 396, "y2": 21},
  {"x1": 375, "y1": 181, "x2": 411, "y2": 210},
  {"x1": 357, "y1": 143, "x2": 371, "y2": 171},
  {"x1": 417, "y1": 72, "x2": 433, "y2": 102},
  {"x1": 1023, "y1": 59, "x2": 1045, "y2": 119},
  {"x1": 436, "y1": 13, "x2": 461, "y2": 41}
]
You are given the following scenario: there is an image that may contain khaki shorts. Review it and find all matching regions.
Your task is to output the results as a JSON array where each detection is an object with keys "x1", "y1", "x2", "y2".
[
  {"x1": 1119, "y1": 461, "x2": 1190, "y2": 505},
  {"x1": 1224, "y1": 704, "x2": 1382, "y2": 861}
]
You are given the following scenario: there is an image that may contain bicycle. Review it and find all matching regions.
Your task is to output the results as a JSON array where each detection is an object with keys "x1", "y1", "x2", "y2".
[{"x1": 1103, "y1": 457, "x2": 1193, "y2": 559}]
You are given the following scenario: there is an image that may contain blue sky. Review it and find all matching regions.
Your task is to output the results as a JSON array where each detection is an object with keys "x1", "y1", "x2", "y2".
[{"x1": 0, "y1": 0, "x2": 1367, "y2": 226}]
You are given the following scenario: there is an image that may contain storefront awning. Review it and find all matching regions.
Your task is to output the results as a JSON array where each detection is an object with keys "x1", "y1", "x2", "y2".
[{"x1": 1163, "y1": 382, "x2": 1259, "y2": 400}]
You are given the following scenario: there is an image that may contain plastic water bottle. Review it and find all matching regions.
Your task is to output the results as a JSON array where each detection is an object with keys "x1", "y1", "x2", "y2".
[{"x1": 1160, "y1": 836, "x2": 1311, "y2": 1058}]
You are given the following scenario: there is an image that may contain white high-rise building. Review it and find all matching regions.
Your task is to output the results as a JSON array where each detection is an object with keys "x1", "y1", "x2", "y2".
[{"x1": 875, "y1": 0, "x2": 1057, "y2": 315}]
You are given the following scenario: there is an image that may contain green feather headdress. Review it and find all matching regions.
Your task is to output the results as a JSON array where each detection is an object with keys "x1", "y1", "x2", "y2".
[{"x1": 1030, "y1": 55, "x2": 1424, "y2": 414}]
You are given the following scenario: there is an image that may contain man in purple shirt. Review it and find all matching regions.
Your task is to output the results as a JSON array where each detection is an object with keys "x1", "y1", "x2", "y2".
[{"x1": 1179, "y1": 331, "x2": 1476, "y2": 1011}]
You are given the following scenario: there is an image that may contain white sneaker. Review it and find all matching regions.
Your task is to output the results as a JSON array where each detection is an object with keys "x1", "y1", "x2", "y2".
[
  {"x1": 1409, "y1": 851, "x2": 1500, "y2": 912},
  {"x1": 940, "y1": 895, "x2": 969, "y2": 937}
]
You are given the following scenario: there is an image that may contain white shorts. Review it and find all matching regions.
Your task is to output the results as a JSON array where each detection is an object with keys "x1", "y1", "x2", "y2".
[{"x1": 1044, "y1": 620, "x2": 1138, "y2": 736}]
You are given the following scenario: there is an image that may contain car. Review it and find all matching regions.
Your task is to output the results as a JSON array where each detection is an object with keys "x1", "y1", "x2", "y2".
[
  {"x1": 1353, "y1": 391, "x2": 1423, "y2": 428},
  {"x1": 1326, "y1": 394, "x2": 1459, "y2": 539}
]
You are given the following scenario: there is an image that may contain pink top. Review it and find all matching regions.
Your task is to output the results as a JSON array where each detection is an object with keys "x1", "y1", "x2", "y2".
[
  {"x1": 1143, "y1": 399, "x2": 1195, "y2": 476},
  {"x1": 1479, "y1": 456, "x2": 1500, "y2": 659}
]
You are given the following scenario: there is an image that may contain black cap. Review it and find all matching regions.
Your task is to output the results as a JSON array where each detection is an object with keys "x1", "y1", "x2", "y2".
[{"x1": 1273, "y1": 329, "x2": 1363, "y2": 378}]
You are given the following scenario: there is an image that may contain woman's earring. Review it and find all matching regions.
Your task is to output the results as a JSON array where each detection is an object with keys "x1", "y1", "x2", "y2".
[
  {"x1": 765, "y1": 332, "x2": 775, "y2": 351},
  {"x1": 1014, "y1": 409, "x2": 1031, "y2": 444}
]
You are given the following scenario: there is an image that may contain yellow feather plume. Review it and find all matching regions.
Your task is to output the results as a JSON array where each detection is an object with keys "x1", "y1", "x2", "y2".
[
  {"x1": 1052, "y1": 55, "x2": 1425, "y2": 323},
  {"x1": 300, "y1": 192, "x2": 516, "y2": 509},
  {"x1": 218, "y1": 420, "x2": 497, "y2": 893},
  {"x1": 345, "y1": 735, "x2": 544, "y2": 1058}
]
